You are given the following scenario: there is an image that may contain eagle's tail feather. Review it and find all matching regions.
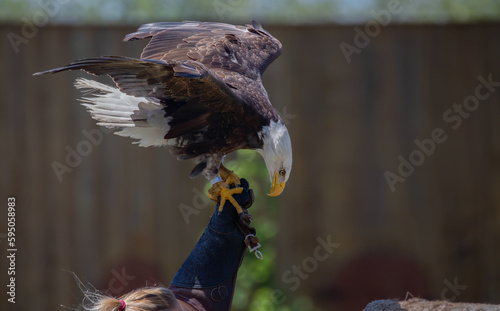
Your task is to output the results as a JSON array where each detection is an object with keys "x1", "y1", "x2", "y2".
[{"x1": 74, "y1": 78, "x2": 171, "y2": 147}]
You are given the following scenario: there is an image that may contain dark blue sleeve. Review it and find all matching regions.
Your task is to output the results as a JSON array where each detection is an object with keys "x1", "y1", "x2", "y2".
[{"x1": 168, "y1": 179, "x2": 254, "y2": 311}]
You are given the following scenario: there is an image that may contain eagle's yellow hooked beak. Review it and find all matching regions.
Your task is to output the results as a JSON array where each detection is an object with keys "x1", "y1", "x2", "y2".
[{"x1": 268, "y1": 171, "x2": 286, "y2": 197}]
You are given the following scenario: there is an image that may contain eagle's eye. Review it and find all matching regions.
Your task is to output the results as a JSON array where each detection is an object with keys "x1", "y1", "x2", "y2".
[{"x1": 279, "y1": 169, "x2": 286, "y2": 177}]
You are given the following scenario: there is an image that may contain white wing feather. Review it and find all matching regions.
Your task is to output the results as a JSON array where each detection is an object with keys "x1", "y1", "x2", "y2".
[{"x1": 74, "y1": 78, "x2": 172, "y2": 147}]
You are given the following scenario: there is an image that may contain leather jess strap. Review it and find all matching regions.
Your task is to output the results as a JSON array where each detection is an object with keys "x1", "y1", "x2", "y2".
[{"x1": 234, "y1": 199, "x2": 263, "y2": 260}]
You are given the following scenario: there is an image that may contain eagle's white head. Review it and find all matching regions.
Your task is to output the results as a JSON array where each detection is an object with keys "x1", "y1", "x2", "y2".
[{"x1": 258, "y1": 120, "x2": 293, "y2": 197}]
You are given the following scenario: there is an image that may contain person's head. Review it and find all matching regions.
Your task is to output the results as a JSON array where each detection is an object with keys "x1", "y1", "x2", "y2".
[{"x1": 82, "y1": 287, "x2": 187, "y2": 311}]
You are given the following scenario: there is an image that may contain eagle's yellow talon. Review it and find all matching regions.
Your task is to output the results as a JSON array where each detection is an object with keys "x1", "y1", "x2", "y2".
[
  {"x1": 208, "y1": 181, "x2": 243, "y2": 214},
  {"x1": 218, "y1": 187, "x2": 244, "y2": 213}
]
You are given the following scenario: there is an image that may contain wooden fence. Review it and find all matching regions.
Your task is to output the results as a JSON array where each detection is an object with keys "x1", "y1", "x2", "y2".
[{"x1": 1, "y1": 23, "x2": 499, "y2": 311}]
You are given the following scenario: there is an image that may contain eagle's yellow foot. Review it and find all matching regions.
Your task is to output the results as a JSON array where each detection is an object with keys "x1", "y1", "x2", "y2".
[
  {"x1": 219, "y1": 164, "x2": 241, "y2": 187},
  {"x1": 208, "y1": 181, "x2": 244, "y2": 214}
]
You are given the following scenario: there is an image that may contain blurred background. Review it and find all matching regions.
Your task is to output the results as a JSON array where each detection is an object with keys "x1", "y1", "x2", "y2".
[{"x1": 1, "y1": 0, "x2": 500, "y2": 310}]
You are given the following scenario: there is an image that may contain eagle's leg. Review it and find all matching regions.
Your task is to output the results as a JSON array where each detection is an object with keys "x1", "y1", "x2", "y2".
[
  {"x1": 208, "y1": 165, "x2": 243, "y2": 214},
  {"x1": 219, "y1": 164, "x2": 240, "y2": 187}
]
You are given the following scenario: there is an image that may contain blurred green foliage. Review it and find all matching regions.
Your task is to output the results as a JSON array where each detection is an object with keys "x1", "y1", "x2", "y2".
[
  {"x1": 224, "y1": 150, "x2": 318, "y2": 311},
  {"x1": 1, "y1": 0, "x2": 500, "y2": 25}
]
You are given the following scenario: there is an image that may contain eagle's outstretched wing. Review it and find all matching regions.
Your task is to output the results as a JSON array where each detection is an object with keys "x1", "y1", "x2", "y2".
[
  {"x1": 34, "y1": 21, "x2": 283, "y2": 154},
  {"x1": 123, "y1": 20, "x2": 282, "y2": 81},
  {"x1": 34, "y1": 56, "x2": 263, "y2": 142}
]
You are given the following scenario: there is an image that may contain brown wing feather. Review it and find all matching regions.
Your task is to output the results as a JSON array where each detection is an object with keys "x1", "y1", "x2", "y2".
[
  {"x1": 123, "y1": 21, "x2": 282, "y2": 123},
  {"x1": 124, "y1": 20, "x2": 282, "y2": 81},
  {"x1": 34, "y1": 56, "x2": 269, "y2": 146},
  {"x1": 35, "y1": 56, "x2": 246, "y2": 134}
]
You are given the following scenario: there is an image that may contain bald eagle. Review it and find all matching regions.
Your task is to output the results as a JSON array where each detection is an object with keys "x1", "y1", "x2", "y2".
[{"x1": 34, "y1": 20, "x2": 292, "y2": 213}]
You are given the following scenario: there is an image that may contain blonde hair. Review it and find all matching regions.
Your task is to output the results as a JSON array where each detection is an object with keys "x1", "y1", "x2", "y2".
[{"x1": 81, "y1": 287, "x2": 179, "y2": 311}]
